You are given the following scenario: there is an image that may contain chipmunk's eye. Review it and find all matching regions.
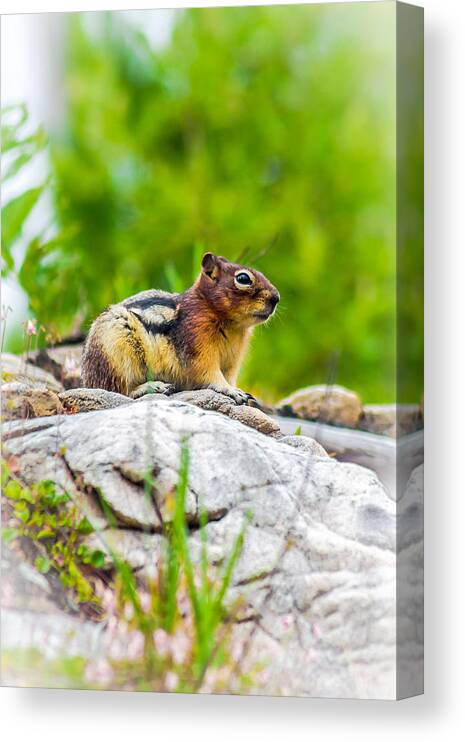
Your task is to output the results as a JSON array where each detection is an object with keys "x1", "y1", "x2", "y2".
[{"x1": 234, "y1": 271, "x2": 254, "y2": 288}]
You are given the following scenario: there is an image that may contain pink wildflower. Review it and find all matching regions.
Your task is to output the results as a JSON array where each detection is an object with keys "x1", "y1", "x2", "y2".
[
  {"x1": 153, "y1": 628, "x2": 169, "y2": 657},
  {"x1": 282, "y1": 613, "x2": 294, "y2": 630},
  {"x1": 25, "y1": 319, "x2": 37, "y2": 336},
  {"x1": 230, "y1": 641, "x2": 243, "y2": 663},
  {"x1": 171, "y1": 630, "x2": 190, "y2": 664},
  {"x1": 64, "y1": 356, "x2": 78, "y2": 374},
  {"x1": 165, "y1": 671, "x2": 178, "y2": 692},
  {"x1": 85, "y1": 659, "x2": 114, "y2": 686},
  {"x1": 108, "y1": 640, "x2": 126, "y2": 662},
  {"x1": 177, "y1": 592, "x2": 190, "y2": 616},
  {"x1": 101, "y1": 587, "x2": 116, "y2": 613},
  {"x1": 0, "y1": 305, "x2": 12, "y2": 323},
  {"x1": 124, "y1": 602, "x2": 134, "y2": 620},
  {"x1": 201, "y1": 667, "x2": 219, "y2": 694},
  {"x1": 127, "y1": 630, "x2": 145, "y2": 661},
  {"x1": 139, "y1": 591, "x2": 151, "y2": 613}
]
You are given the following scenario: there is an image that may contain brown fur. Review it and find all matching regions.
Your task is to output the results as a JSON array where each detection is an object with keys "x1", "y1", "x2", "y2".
[{"x1": 81, "y1": 253, "x2": 279, "y2": 398}]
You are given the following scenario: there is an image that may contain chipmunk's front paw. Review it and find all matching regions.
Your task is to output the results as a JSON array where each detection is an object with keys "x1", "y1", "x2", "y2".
[
  {"x1": 131, "y1": 381, "x2": 176, "y2": 399},
  {"x1": 209, "y1": 385, "x2": 253, "y2": 405}
]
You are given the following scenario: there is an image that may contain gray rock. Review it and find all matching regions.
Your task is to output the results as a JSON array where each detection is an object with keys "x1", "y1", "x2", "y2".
[
  {"x1": 2, "y1": 545, "x2": 53, "y2": 613},
  {"x1": 277, "y1": 384, "x2": 363, "y2": 428},
  {"x1": 1, "y1": 607, "x2": 105, "y2": 673},
  {"x1": 84, "y1": 529, "x2": 163, "y2": 571},
  {"x1": 397, "y1": 464, "x2": 424, "y2": 698},
  {"x1": 2, "y1": 396, "x2": 410, "y2": 698},
  {"x1": 359, "y1": 404, "x2": 423, "y2": 438},
  {"x1": 1, "y1": 544, "x2": 105, "y2": 684},
  {"x1": 1, "y1": 353, "x2": 64, "y2": 393}
]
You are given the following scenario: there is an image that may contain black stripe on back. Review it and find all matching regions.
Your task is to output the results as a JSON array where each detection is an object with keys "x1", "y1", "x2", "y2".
[
  {"x1": 132, "y1": 313, "x2": 176, "y2": 336},
  {"x1": 125, "y1": 295, "x2": 177, "y2": 311}
]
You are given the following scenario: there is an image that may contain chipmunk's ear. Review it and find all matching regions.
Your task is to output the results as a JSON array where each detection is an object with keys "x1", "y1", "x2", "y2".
[{"x1": 201, "y1": 252, "x2": 220, "y2": 280}]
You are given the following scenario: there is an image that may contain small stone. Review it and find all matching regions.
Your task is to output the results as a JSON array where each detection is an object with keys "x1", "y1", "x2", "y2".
[
  {"x1": 359, "y1": 404, "x2": 422, "y2": 438},
  {"x1": 280, "y1": 435, "x2": 329, "y2": 457},
  {"x1": 59, "y1": 388, "x2": 133, "y2": 414},
  {"x1": 172, "y1": 388, "x2": 234, "y2": 412},
  {"x1": 1, "y1": 382, "x2": 63, "y2": 421},
  {"x1": 277, "y1": 384, "x2": 363, "y2": 428},
  {"x1": 227, "y1": 404, "x2": 281, "y2": 437}
]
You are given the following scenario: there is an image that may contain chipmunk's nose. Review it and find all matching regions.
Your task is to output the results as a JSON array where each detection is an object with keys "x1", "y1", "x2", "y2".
[
  {"x1": 267, "y1": 290, "x2": 280, "y2": 314},
  {"x1": 269, "y1": 290, "x2": 280, "y2": 309}
]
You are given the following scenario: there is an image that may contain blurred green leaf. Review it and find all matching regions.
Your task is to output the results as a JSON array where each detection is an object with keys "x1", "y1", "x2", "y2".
[
  {"x1": 35, "y1": 555, "x2": 51, "y2": 574},
  {"x1": 1, "y1": 527, "x2": 19, "y2": 543},
  {"x1": 90, "y1": 549, "x2": 106, "y2": 568},
  {"x1": 1, "y1": 186, "x2": 43, "y2": 255},
  {"x1": 2, "y1": 151, "x2": 35, "y2": 183}
]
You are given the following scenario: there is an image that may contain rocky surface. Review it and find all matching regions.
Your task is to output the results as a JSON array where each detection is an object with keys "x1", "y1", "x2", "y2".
[
  {"x1": 397, "y1": 463, "x2": 424, "y2": 698},
  {"x1": 1, "y1": 353, "x2": 64, "y2": 393},
  {"x1": 359, "y1": 403, "x2": 423, "y2": 438},
  {"x1": 279, "y1": 434, "x2": 329, "y2": 457},
  {"x1": 171, "y1": 388, "x2": 281, "y2": 437},
  {"x1": 2, "y1": 351, "x2": 424, "y2": 439},
  {"x1": 277, "y1": 384, "x2": 363, "y2": 429},
  {"x1": 2, "y1": 395, "x2": 423, "y2": 699},
  {"x1": 2, "y1": 382, "x2": 64, "y2": 421},
  {"x1": 1, "y1": 349, "x2": 424, "y2": 697},
  {"x1": 1, "y1": 352, "x2": 281, "y2": 437},
  {"x1": 1, "y1": 546, "x2": 105, "y2": 677},
  {"x1": 59, "y1": 388, "x2": 133, "y2": 414},
  {"x1": 28, "y1": 344, "x2": 83, "y2": 390}
]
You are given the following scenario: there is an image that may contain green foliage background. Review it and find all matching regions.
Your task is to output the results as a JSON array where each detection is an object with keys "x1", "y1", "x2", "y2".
[{"x1": 2, "y1": 3, "x2": 419, "y2": 403}]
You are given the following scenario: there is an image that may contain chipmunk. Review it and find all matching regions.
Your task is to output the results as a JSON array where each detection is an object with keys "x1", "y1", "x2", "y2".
[{"x1": 81, "y1": 252, "x2": 280, "y2": 403}]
